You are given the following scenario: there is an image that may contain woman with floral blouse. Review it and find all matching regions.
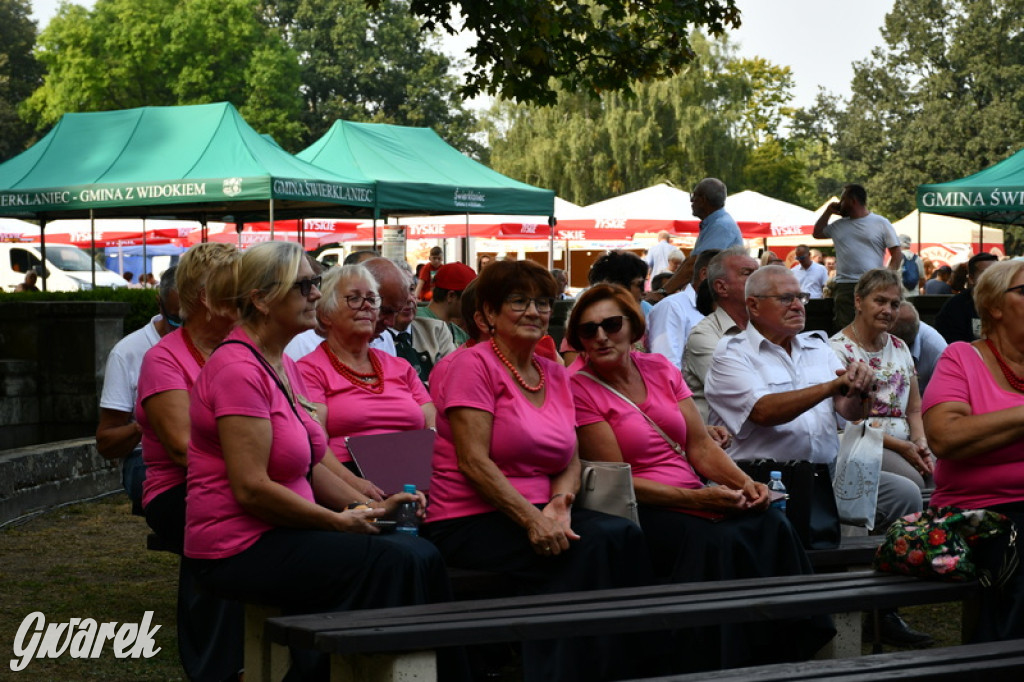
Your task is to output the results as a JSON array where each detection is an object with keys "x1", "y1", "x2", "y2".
[{"x1": 829, "y1": 268, "x2": 933, "y2": 490}]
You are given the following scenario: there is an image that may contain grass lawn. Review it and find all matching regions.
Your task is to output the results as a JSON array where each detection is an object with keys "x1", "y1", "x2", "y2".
[
  {"x1": 0, "y1": 495, "x2": 183, "y2": 681},
  {"x1": 0, "y1": 494, "x2": 964, "y2": 680}
]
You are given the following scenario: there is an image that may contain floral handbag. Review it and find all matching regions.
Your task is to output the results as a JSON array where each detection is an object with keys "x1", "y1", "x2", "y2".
[{"x1": 874, "y1": 506, "x2": 1019, "y2": 588}]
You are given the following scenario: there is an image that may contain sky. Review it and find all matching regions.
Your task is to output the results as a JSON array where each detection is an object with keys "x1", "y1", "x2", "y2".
[{"x1": 29, "y1": 0, "x2": 895, "y2": 110}]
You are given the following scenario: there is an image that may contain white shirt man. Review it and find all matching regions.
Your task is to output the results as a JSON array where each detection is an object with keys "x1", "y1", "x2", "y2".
[
  {"x1": 682, "y1": 247, "x2": 758, "y2": 419},
  {"x1": 790, "y1": 245, "x2": 829, "y2": 299},
  {"x1": 705, "y1": 266, "x2": 921, "y2": 529}
]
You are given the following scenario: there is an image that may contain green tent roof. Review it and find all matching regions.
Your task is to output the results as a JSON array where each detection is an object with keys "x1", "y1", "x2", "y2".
[
  {"x1": 0, "y1": 102, "x2": 376, "y2": 221},
  {"x1": 917, "y1": 148, "x2": 1024, "y2": 224},
  {"x1": 298, "y1": 120, "x2": 555, "y2": 217}
]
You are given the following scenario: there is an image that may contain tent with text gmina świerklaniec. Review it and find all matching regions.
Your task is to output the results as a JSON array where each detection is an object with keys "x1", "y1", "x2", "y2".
[
  {"x1": 917, "y1": 147, "x2": 1024, "y2": 225},
  {"x1": 0, "y1": 102, "x2": 378, "y2": 225},
  {"x1": 297, "y1": 120, "x2": 556, "y2": 219}
]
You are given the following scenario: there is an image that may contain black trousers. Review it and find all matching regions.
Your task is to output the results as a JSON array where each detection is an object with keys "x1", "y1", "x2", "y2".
[
  {"x1": 146, "y1": 484, "x2": 244, "y2": 682},
  {"x1": 425, "y1": 507, "x2": 656, "y2": 682},
  {"x1": 189, "y1": 527, "x2": 461, "y2": 681}
]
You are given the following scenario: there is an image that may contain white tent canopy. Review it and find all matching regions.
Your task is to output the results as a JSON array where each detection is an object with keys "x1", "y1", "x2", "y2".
[
  {"x1": 893, "y1": 210, "x2": 1004, "y2": 264},
  {"x1": 576, "y1": 183, "x2": 690, "y2": 220}
]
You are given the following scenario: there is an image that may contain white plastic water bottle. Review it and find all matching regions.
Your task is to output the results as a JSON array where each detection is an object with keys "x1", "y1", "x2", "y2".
[
  {"x1": 394, "y1": 483, "x2": 421, "y2": 536},
  {"x1": 768, "y1": 470, "x2": 788, "y2": 512}
]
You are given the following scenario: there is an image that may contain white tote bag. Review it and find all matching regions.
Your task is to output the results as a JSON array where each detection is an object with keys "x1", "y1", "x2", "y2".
[{"x1": 833, "y1": 420, "x2": 884, "y2": 530}]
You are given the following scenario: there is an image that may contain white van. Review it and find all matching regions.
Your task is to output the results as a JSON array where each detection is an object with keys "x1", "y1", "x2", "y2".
[{"x1": 0, "y1": 243, "x2": 128, "y2": 292}]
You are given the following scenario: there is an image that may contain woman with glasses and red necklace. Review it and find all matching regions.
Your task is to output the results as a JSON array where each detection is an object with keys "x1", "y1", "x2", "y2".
[
  {"x1": 568, "y1": 283, "x2": 832, "y2": 672},
  {"x1": 923, "y1": 259, "x2": 1024, "y2": 641},
  {"x1": 423, "y1": 260, "x2": 652, "y2": 682},
  {"x1": 298, "y1": 264, "x2": 434, "y2": 499},
  {"x1": 185, "y1": 241, "x2": 457, "y2": 681}
]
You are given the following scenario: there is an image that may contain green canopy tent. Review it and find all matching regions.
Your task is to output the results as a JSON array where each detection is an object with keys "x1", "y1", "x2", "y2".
[
  {"x1": 298, "y1": 120, "x2": 556, "y2": 260},
  {"x1": 299, "y1": 120, "x2": 555, "y2": 215},
  {"x1": 0, "y1": 102, "x2": 379, "y2": 289},
  {"x1": 917, "y1": 149, "x2": 1024, "y2": 225},
  {"x1": 0, "y1": 102, "x2": 377, "y2": 224}
]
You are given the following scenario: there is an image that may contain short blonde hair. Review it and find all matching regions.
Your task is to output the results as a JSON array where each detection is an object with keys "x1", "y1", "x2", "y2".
[
  {"x1": 175, "y1": 242, "x2": 240, "y2": 320},
  {"x1": 974, "y1": 259, "x2": 1024, "y2": 337},
  {"x1": 233, "y1": 241, "x2": 305, "y2": 322}
]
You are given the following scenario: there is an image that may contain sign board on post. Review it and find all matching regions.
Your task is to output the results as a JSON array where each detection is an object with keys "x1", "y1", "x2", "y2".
[{"x1": 381, "y1": 226, "x2": 407, "y2": 263}]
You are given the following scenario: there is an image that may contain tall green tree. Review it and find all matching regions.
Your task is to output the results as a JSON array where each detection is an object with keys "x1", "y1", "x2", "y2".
[
  {"x1": 0, "y1": 0, "x2": 42, "y2": 161},
  {"x1": 484, "y1": 34, "x2": 806, "y2": 205},
  {"x1": 25, "y1": 0, "x2": 304, "y2": 146},
  {"x1": 398, "y1": 0, "x2": 740, "y2": 105},
  {"x1": 266, "y1": 0, "x2": 478, "y2": 151},
  {"x1": 819, "y1": 0, "x2": 1024, "y2": 218}
]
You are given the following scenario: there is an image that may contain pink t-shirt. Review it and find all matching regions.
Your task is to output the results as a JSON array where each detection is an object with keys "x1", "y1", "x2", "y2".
[
  {"x1": 426, "y1": 342, "x2": 577, "y2": 522},
  {"x1": 298, "y1": 343, "x2": 430, "y2": 461},
  {"x1": 921, "y1": 342, "x2": 1024, "y2": 508},
  {"x1": 137, "y1": 329, "x2": 201, "y2": 507},
  {"x1": 184, "y1": 327, "x2": 327, "y2": 560},
  {"x1": 572, "y1": 352, "x2": 702, "y2": 492}
]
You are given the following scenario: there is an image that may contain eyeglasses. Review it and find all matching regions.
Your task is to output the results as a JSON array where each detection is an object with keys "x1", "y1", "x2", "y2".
[
  {"x1": 577, "y1": 315, "x2": 625, "y2": 340},
  {"x1": 291, "y1": 276, "x2": 322, "y2": 297},
  {"x1": 1006, "y1": 285, "x2": 1024, "y2": 296},
  {"x1": 343, "y1": 294, "x2": 381, "y2": 310},
  {"x1": 505, "y1": 294, "x2": 554, "y2": 313},
  {"x1": 754, "y1": 292, "x2": 810, "y2": 306}
]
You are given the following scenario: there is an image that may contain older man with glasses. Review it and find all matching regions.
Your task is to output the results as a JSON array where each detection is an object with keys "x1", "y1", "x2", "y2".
[{"x1": 705, "y1": 266, "x2": 921, "y2": 523}]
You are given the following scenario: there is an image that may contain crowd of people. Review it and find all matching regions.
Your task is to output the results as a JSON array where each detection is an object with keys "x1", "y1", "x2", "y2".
[{"x1": 92, "y1": 178, "x2": 1022, "y2": 681}]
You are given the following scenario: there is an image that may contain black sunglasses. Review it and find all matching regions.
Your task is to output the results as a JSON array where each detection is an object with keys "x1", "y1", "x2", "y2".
[
  {"x1": 577, "y1": 315, "x2": 625, "y2": 340},
  {"x1": 291, "y1": 276, "x2": 322, "y2": 297}
]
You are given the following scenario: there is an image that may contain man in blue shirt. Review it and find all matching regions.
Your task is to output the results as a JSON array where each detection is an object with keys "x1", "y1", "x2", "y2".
[{"x1": 646, "y1": 177, "x2": 743, "y2": 302}]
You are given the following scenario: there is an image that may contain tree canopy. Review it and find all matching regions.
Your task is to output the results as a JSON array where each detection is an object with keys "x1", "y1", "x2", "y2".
[
  {"x1": 22, "y1": 0, "x2": 476, "y2": 152},
  {"x1": 799, "y1": 0, "x2": 1024, "y2": 219},
  {"x1": 483, "y1": 34, "x2": 809, "y2": 206},
  {"x1": 0, "y1": 0, "x2": 42, "y2": 161},
  {"x1": 399, "y1": 0, "x2": 741, "y2": 106}
]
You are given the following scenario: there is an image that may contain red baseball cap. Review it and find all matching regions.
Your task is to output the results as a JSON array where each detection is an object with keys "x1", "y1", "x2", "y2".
[{"x1": 432, "y1": 262, "x2": 476, "y2": 291}]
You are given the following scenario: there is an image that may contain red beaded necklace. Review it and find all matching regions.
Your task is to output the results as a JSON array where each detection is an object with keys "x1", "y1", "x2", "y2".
[
  {"x1": 182, "y1": 328, "x2": 207, "y2": 368},
  {"x1": 322, "y1": 341, "x2": 384, "y2": 393},
  {"x1": 491, "y1": 338, "x2": 545, "y2": 393},
  {"x1": 985, "y1": 338, "x2": 1024, "y2": 392}
]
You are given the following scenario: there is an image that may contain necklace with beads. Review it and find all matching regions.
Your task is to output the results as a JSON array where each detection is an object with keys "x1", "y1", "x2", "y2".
[
  {"x1": 182, "y1": 328, "x2": 207, "y2": 368},
  {"x1": 322, "y1": 341, "x2": 384, "y2": 393},
  {"x1": 491, "y1": 338, "x2": 545, "y2": 393},
  {"x1": 985, "y1": 338, "x2": 1024, "y2": 392}
]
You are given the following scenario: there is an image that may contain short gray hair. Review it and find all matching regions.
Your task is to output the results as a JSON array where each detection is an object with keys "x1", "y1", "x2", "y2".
[
  {"x1": 745, "y1": 265, "x2": 792, "y2": 298},
  {"x1": 158, "y1": 265, "x2": 177, "y2": 299},
  {"x1": 707, "y1": 246, "x2": 751, "y2": 299},
  {"x1": 889, "y1": 301, "x2": 920, "y2": 346},
  {"x1": 694, "y1": 178, "x2": 727, "y2": 209},
  {"x1": 317, "y1": 264, "x2": 379, "y2": 321}
]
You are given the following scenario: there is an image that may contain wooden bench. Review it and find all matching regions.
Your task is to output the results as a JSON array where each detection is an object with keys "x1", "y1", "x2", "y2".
[
  {"x1": 256, "y1": 570, "x2": 980, "y2": 682},
  {"x1": 644, "y1": 638, "x2": 1024, "y2": 681}
]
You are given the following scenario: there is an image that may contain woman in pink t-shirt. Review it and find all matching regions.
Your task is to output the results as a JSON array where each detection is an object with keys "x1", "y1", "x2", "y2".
[
  {"x1": 299, "y1": 264, "x2": 433, "y2": 498},
  {"x1": 184, "y1": 242, "x2": 454, "y2": 680},
  {"x1": 138, "y1": 242, "x2": 240, "y2": 554},
  {"x1": 923, "y1": 260, "x2": 1024, "y2": 641},
  {"x1": 423, "y1": 260, "x2": 652, "y2": 682},
  {"x1": 136, "y1": 243, "x2": 243, "y2": 682},
  {"x1": 568, "y1": 284, "x2": 833, "y2": 670}
]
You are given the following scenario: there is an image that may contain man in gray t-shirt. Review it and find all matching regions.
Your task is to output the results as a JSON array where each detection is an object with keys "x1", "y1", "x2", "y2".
[{"x1": 813, "y1": 183, "x2": 902, "y2": 330}]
